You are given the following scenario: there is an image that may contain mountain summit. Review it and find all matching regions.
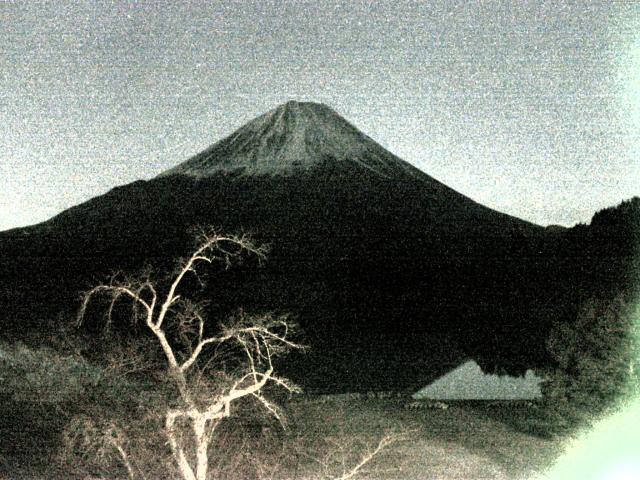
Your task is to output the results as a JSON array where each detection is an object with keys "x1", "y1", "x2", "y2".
[{"x1": 160, "y1": 101, "x2": 421, "y2": 179}]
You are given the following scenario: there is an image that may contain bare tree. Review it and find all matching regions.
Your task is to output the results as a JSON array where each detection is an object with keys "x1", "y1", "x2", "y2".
[{"x1": 77, "y1": 230, "x2": 304, "y2": 480}]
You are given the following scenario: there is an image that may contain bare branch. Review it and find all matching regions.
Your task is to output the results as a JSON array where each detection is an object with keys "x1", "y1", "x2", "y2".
[
  {"x1": 77, "y1": 285, "x2": 152, "y2": 328},
  {"x1": 251, "y1": 392, "x2": 284, "y2": 424},
  {"x1": 332, "y1": 434, "x2": 398, "y2": 480},
  {"x1": 179, "y1": 334, "x2": 232, "y2": 373},
  {"x1": 156, "y1": 232, "x2": 266, "y2": 330}
]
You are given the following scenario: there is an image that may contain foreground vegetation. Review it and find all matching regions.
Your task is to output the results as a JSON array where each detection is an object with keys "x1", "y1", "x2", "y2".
[
  {"x1": 0, "y1": 299, "x2": 634, "y2": 479},
  {"x1": 2, "y1": 230, "x2": 407, "y2": 479},
  {"x1": 0, "y1": 360, "x2": 565, "y2": 480},
  {"x1": 1, "y1": 222, "x2": 636, "y2": 479}
]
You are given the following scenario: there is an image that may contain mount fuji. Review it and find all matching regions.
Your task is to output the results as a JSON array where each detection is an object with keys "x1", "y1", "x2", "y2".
[{"x1": 4, "y1": 101, "x2": 631, "y2": 392}]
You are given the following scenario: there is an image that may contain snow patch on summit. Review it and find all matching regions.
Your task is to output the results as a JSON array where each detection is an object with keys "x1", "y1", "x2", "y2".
[{"x1": 159, "y1": 101, "x2": 423, "y2": 179}]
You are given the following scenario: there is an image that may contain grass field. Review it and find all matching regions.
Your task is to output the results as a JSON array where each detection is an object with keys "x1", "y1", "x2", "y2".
[
  {"x1": 285, "y1": 396, "x2": 565, "y2": 480},
  {"x1": 0, "y1": 390, "x2": 567, "y2": 479}
]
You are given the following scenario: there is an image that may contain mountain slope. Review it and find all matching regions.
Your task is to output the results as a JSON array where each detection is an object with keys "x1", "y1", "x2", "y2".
[
  {"x1": 160, "y1": 101, "x2": 426, "y2": 179},
  {"x1": 0, "y1": 101, "x2": 579, "y2": 392}
]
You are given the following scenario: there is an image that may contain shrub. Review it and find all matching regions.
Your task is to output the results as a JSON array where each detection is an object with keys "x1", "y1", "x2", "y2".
[
  {"x1": 0, "y1": 341, "x2": 101, "y2": 403},
  {"x1": 541, "y1": 294, "x2": 639, "y2": 433}
]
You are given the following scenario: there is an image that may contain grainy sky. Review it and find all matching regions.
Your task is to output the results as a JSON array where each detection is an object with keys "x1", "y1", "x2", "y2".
[{"x1": 2, "y1": 0, "x2": 639, "y2": 231}]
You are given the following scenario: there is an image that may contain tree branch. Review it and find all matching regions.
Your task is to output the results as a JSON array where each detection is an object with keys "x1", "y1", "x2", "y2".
[{"x1": 333, "y1": 434, "x2": 398, "y2": 480}]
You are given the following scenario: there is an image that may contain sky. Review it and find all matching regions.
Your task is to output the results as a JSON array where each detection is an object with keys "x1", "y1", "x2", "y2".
[{"x1": 1, "y1": 0, "x2": 639, "y2": 231}]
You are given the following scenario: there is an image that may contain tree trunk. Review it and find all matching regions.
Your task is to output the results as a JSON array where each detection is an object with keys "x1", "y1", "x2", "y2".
[
  {"x1": 194, "y1": 416, "x2": 209, "y2": 480},
  {"x1": 167, "y1": 412, "x2": 197, "y2": 480}
]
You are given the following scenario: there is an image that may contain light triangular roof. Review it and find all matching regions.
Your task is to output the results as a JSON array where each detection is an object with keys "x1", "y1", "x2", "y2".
[{"x1": 414, "y1": 360, "x2": 542, "y2": 400}]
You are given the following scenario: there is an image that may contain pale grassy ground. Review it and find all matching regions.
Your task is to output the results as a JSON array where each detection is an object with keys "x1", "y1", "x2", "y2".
[
  {"x1": 285, "y1": 397, "x2": 565, "y2": 480},
  {"x1": 0, "y1": 395, "x2": 566, "y2": 479}
]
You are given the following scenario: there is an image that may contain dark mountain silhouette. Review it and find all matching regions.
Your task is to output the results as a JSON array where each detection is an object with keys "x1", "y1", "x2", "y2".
[{"x1": 1, "y1": 101, "x2": 637, "y2": 392}]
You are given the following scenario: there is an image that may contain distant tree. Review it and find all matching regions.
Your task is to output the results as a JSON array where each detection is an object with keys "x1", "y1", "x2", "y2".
[
  {"x1": 76, "y1": 229, "x2": 304, "y2": 480},
  {"x1": 541, "y1": 293, "x2": 639, "y2": 431}
]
